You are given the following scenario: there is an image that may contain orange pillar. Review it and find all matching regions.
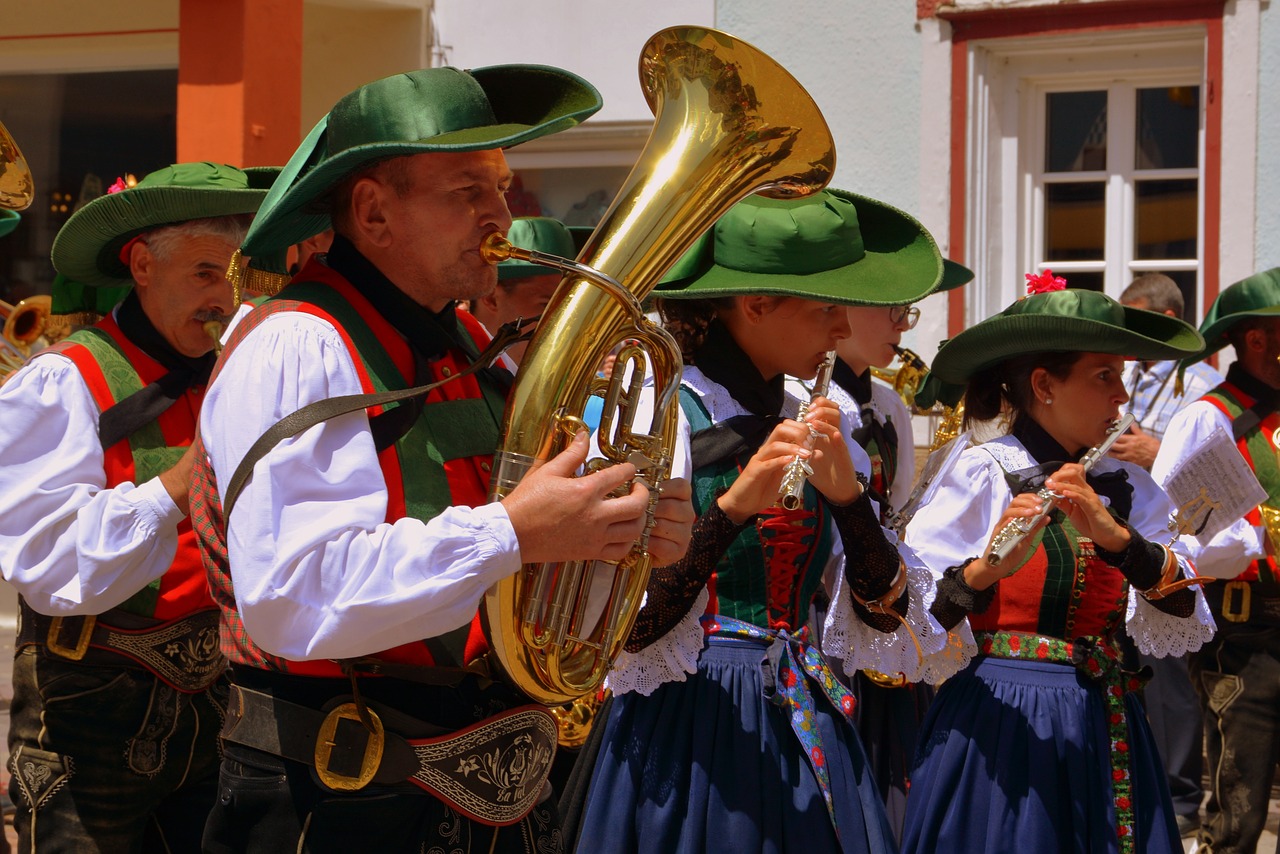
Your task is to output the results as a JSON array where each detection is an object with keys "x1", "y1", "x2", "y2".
[{"x1": 176, "y1": 0, "x2": 303, "y2": 168}]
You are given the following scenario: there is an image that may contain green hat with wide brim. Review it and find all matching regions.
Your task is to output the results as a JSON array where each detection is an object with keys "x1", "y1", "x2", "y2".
[
  {"x1": 914, "y1": 287, "x2": 1204, "y2": 408},
  {"x1": 51, "y1": 162, "x2": 278, "y2": 288},
  {"x1": 240, "y1": 65, "x2": 603, "y2": 260},
  {"x1": 498, "y1": 217, "x2": 589, "y2": 281},
  {"x1": 0, "y1": 210, "x2": 19, "y2": 239},
  {"x1": 1186, "y1": 267, "x2": 1280, "y2": 363},
  {"x1": 937, "y1": 259, "x2": 974, "y2": 293},
  {"x1": 652, "y1": 188, "x2": 944, "y2": 306}
]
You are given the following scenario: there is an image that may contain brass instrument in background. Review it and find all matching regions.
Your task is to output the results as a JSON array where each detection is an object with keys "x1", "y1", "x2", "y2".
[
  {"x1": 480, "y1": 26, "x2": 836, "y2": 706},
  {"x1": 871, "y1": 345, "x2": 928, "y2": 410},
  {"x1": 0, "y1": 296, "x2": 62, "y2": 383},
  {"x1": 0, "y1": 119, "x2": 34, "y2": 212},
  {"x1": 871, "y1": 344, "x2": 966, "y2": 451}
]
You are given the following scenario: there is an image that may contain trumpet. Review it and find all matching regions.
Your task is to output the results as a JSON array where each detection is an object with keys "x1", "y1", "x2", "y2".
[
  {"x1": 778, "y1": 351, "x2": 837, "y2": 510},
  {"x1": 987, "y1": 413, "x2": 1135, "y2": 566}
]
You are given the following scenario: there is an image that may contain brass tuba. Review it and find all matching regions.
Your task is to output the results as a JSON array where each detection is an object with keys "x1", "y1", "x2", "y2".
[
  {"x1": 481, "y1": 26, "x2": 836, "y2": 705},
  {"x1": 0, "y1": 119, "x2": 34, "y2": 212}
]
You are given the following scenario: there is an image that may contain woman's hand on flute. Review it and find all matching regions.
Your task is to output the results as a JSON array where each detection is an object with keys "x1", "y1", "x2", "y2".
[
  {"x1": 964, "y1": 492, "x2": 1052, "y2": 590},
  {"x1": 1044, "y1": 463, "x2": 1130, "y2": 553},
  {"x1": 802, "y1": 396, "x2": 860, "y2": 506},
  {"x1": 716, "y1": 419, "x2": 817, "y2": 524}
]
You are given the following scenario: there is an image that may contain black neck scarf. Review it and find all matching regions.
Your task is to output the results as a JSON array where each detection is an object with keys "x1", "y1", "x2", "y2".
[
  {"x1": 688, "y1": 319, "x2": 785, "y2": 470},
  {"x1": 96, "y1": 291, "x2": 217, "y2": 449},
  {"x1": 324, "y1": 235, "x2": 512, "y2": 450},
  {"x1": 1009, "y1": 418, "x2": 1132, "y2": 521}
]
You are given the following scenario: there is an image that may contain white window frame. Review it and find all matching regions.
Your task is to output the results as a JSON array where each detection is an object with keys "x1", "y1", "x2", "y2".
[
  {"x1": 1028, "y1": 74, "x2": 1203, "y2": 297},
  {"x1": 965, "y1": 27, "x2": 1207, "y2": 324}
]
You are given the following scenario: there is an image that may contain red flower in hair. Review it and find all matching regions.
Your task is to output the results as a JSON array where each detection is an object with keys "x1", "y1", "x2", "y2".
[{"x1": 1025, "y1": 269, "x2": 1068, "y2": 295}]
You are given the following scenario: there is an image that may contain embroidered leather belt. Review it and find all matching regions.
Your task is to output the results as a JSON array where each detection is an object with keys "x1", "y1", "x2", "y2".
[
  {"x1": 1207, "y1": 579, "x2": 1280, "y2": 625},
  {"x1": 221, "y1": 683, "x2": 557, "y2": 826},
  {"x1": 17, "y1": 601, "x2": 224, "y2": 693}
]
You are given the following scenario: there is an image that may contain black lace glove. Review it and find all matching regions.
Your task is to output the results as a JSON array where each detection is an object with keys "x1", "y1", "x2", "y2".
[
  {"x1": 1093, "y1": 522, "x2": 1195, "y2": 618},
  {"x1": 930, "y1": 558, "x2": 996, "y2": 630},
  {"x1": 624, "y1": 496, "x2": 752, "y2": 653},
  {"x1": 831, "y1": 490, "x2": 909, "y2": 633}
]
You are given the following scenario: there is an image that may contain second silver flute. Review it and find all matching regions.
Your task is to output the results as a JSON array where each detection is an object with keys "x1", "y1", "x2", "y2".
[
  {"x1": 986, "y1": 413, "x2": 1135, "y2": 566},
  {"x1": 778, "y1": 351, "x2": 837, "y2": 511}
]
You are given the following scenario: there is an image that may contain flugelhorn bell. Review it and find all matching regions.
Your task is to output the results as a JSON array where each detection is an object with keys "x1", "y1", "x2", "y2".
[
  {"x1": 482, "y1": 26, "x2": 835, "y2": 706},
  {"x1": 0, "y1": 119, "x2": 34, "y2": 212}
]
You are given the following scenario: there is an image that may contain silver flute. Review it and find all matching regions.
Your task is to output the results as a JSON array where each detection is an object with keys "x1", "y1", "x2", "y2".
[
  {"x1": 986, "y1": 412, "x2": 1135, "y2": 566},
  {"x1": 778, "y1": 351, "x2": 837, "y2": 511}
]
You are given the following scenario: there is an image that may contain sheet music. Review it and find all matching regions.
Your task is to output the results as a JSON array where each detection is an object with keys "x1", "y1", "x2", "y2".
[{"x1": 1163, "y1": 426, "x2": 1268, "y2": 543}]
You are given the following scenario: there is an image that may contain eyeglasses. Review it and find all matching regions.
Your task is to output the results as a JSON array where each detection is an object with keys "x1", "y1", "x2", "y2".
[{"x1": 889, "y1": 305, "x2": 920, "y2": 330}]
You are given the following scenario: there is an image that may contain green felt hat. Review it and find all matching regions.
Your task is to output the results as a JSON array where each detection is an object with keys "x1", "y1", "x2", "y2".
[
  {"x1": 51, "y1": 162, "x2": 277, "y2": 288},
  {"x1": 914, "y1": 287, "x2": 1203, "y2": 408},
  {"x1": 49, "y1": 273, "x2": 129, "y2": 322},
  {"x1": 241, "y1": 65, "x2": 602, "y2": 260},
  {"x1": 0, "y1": 210, "x2": 19, "y2": 239},
  {"x1": 938, "y1": 259, "x2": 974, "y2": 293},
  {"x1": 498, "y1": 217, "x2": 587, "y2": 281},
  {"x1": 653, "y1": 188, "x2": 943, "y2": 306},
  {"x1": 1188, "y1": 267, "x2": 1280, "y2": 363}
]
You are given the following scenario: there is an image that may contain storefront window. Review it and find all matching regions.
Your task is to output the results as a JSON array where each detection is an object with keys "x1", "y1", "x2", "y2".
[{"x1": 0, "y1": 69, "x2": 176, "y2": 303}]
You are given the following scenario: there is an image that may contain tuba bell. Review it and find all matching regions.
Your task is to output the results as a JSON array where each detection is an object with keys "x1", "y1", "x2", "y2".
[
  {"x1": 0, "y1": 119, "x2": 34, "y2": 212},
  {"x1": 481, "y1": 26, "x2": 836, "y2": 705}
]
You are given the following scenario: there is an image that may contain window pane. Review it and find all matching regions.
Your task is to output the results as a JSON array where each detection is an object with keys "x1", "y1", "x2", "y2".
[
  {"x1": 1057, "y1": 271, "x2": 1104, "y2": 292},
  {"x1": 1134, "y1": 179, "x2": 1198, "y2": 260},
  {"x1": 1045, "y1": 91, "x2": 1107, "y2": 172},
  {"x1": 1135, "y1": 86, "x2": 1199, "y2": 170},
  {"x1": 1045, "y1": 182, "x2": 1106, "y2": 261},
  {"x1": 0, "y1": 69, "x2": 176, "y2": 303}
]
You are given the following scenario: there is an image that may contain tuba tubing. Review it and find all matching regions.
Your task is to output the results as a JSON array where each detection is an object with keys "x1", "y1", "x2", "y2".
[{"x1": 481, "y1": 26, "x2": 836, "y2": 705}]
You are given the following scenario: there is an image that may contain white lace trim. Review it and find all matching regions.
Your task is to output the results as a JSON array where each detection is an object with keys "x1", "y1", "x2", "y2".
[
  {"x1": 822, "y1": 542, "x2": 975, "y2": 684},
  {"x1": 1124, "y1": 582, "x2": 1215, "y2": 657},
  {"x1": 605, "y1": 588, "x2": 709, "y2": 697}
]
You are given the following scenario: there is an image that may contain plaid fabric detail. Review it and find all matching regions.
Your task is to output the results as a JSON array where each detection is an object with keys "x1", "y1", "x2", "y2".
[
  {"x1": 977, "y1": 631, "x2": 1145, "y2": 854},
  {"x1": 192, "y1": 299, "x2": 320, "y2": 672}
]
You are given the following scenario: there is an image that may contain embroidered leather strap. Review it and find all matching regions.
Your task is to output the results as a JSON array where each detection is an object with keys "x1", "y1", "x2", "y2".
[
  {"x1": 222, "y1": 683, "x2": 556, "y2": 826},
  {"x1": 17, "y1": 602, "x2": 223, "y2": 693}
]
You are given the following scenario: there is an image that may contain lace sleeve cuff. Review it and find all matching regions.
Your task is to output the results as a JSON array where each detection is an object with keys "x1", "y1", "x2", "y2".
[
  {"x1": 930, "y1": 558, "x2": 997, "y2": 630},
  {"x1": 823, "y1": 541, "x2": 975, "y2": 685},
  {"x1": 1123, "y1": 549, "x2": 1214, "y2": 657},
  {"x1": 606, "y1": 588, "x2": 708, "y2": 697}
]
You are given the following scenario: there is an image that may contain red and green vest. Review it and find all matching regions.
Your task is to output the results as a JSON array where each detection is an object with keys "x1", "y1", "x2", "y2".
[
  {"x1": 1201, "y1": 382, "x2": 1280, "y2": 585},
  {"x1": 50, "y1": 315, "x2": 213, "y2": 621},
  {"x1": 192, "y1": 260, "x2": 506, "y2": 677}
]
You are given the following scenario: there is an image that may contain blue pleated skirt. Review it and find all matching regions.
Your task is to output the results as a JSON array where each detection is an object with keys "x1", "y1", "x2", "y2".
[
  {"x1": 900, "y1": 656, "x2": 1181, "y2": 854},
  {"x1": 578, "y1": 638, "x2": 897, "y2": 854}
]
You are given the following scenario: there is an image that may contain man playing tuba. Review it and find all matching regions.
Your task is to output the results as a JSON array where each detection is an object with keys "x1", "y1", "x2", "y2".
[{"x1": 190, "y1": 66, "x2": 693, "y2": 853}]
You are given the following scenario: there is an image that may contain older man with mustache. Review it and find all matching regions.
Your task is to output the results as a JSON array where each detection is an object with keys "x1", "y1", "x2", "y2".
[{"x1": 0, "y1": 162, "x2": 273, "y2": 852}]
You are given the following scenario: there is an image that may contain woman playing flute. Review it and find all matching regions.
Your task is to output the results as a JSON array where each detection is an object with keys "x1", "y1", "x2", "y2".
[
  {"x1": 578, "y1": 190, "x2": 965, "y2": 853},
  {"x1": 900, "y1": 276, "x2": 1215, "y2": 854}
]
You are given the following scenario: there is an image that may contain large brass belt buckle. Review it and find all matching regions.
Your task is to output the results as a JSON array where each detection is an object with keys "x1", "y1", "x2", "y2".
[
  {"x1": 314, "y1": 702, "x2": 384, "y2": 791},
  {"x1": 862, "y1": 668, "x2": 908, "y2": 688},
  {"x1": 46, "y1": 616, "x2": 94, "y2": 660},
  {"x1": 1222, "y1": 580, "x2": 1252, "y2": 623}
]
